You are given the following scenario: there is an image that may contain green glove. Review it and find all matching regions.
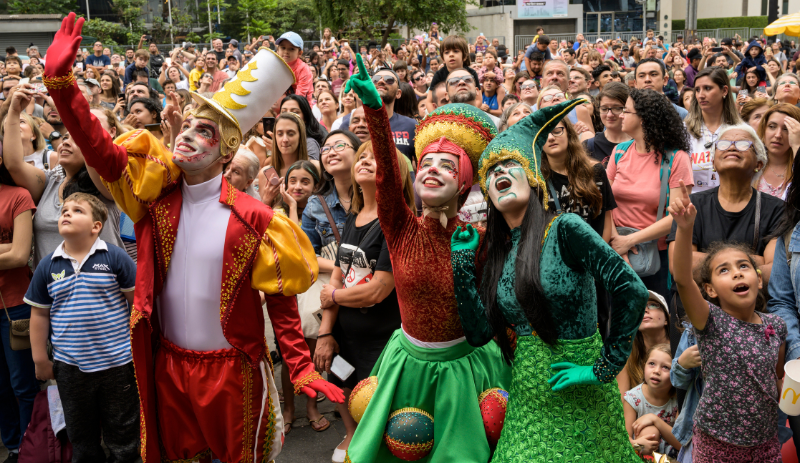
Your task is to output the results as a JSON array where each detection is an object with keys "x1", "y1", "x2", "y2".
[
  {"x1": 344, "y1": 54, "x2": 382, "y2": 110},
  {"x1": 548, "y1": 362, "x2": 601, "y2": 392},
  {"x1": 451, "y1": 225, "x2": 480, "y2": 253}
]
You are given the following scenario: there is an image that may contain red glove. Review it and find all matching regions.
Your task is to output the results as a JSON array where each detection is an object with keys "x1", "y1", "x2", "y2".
[
  {"x1": 44, "y1": 13, "x2": 85, "y2": 78},
  {"x1": 300, "y1": 378, "x2": 345, "y2": 404}
]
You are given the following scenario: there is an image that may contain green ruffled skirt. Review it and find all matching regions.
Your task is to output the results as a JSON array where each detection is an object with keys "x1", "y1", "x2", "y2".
[
  {"x1": 492, "y1": 331, "x2": 640, "y2": 462},
  {"x1": 345, "y1": 329, "x2": 512, "y2": 463}
]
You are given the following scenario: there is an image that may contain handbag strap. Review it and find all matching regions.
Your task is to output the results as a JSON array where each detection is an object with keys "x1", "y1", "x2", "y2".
[
  {"x1": 656, "y1": 151, "x2": 674, "y2": 222},
  {"x1": 547, "y1": 180, "x2": 562, "y2": 213},
  {"x1": 0, "y1": 288, "x2": 10, "y2": 323},
  {"x1": 753, "y1": 190, "x2": 762, "y2": 251},
  {"x1": 317, "y1": 194, "x2": 342, "y2": 244}
]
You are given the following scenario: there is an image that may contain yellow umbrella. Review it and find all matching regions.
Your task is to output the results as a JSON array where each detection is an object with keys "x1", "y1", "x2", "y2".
[{"x1": 764, "y1": 12, "x2": 800, "y2": 37}]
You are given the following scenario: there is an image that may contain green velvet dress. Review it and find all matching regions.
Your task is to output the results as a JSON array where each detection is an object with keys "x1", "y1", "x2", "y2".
[{"x1": 451, "y1": 213, "x2": 648, "y2": 462}]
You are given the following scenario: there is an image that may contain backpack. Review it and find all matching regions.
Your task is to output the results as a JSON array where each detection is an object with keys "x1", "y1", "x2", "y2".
[
  {"x1": 18, "y1": 390, "x2": 73, "y2": 463},
  {"x1": 613, "y1": 140, "x2": 678, "y2": 218}
]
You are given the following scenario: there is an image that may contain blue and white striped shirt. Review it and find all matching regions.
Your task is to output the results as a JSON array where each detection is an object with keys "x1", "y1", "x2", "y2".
[{"x1": 24, "y1": 239, "x2": 136, "y2": 372}]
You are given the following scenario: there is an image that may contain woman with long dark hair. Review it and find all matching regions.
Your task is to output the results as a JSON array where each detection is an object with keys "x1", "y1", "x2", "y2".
[
  {"x1": 97, "y1": 71, "x2": 121, "y2": 110},
  {"x1": 608, "y1": 88, "x2": 694, "y2": 298},
  {"x1": 2, "y1": 84, "x2": 124, "y2": 265},
  {"x1": 394, "y1": 81, "x2": 419, "y2": 121},
  {"x1": 280, "y1": 94, "x2": 328, "y2": 159},
  {"x1": 684, "y1": 67, "x2": 743, "y2": 194},
  {"x1": 450, "y1": 99, "x2": 648, "y2": 461}
]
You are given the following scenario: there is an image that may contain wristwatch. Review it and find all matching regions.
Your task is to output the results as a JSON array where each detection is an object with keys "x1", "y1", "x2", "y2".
[{"x1": 48, "y1": 131, "x2": 62, "y2": 142}]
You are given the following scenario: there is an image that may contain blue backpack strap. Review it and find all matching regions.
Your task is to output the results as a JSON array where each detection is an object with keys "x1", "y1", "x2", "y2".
[
  {"x1": 658, "y1": 149, "x2": 679, "y2": 218},
  {"x1": 613, "y1": 139, "x2": 635, "y2": 165}
]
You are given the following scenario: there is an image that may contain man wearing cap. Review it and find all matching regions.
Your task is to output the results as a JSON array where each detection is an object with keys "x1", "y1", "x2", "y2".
[
  {"x1": 224, "y1": 54, "x2": 240, "y2": 78},
  {"x1": 41, "y1": 14, "x2": 344, "y2": 463},
  {"x1": 83, "y1": 78, "x2": 102, "y2": 105},
  {"x1": 228, "y1": 39, "x2": 242, "y2": 63},
  {"x1": 685, "y1": 48, "x2": 703, "y2": 88},
  {"x1": 275, "y1": 31, "x2": 313, "y2": 101},
  {"x1": 620, "y1": 46, "x2": 635, "y2": 70},
  {"x1": 721, "y1": 37, "x2": 744, "y2": 61}
]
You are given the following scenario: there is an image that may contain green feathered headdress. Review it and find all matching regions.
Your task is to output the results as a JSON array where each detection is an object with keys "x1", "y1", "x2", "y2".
[{"x1": 477, "y1": 99, "x2": 585, "y2": 207}]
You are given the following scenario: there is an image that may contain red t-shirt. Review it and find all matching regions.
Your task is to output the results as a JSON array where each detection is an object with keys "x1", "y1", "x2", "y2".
[{"x1": 0, "y1": 185, "x2": 36, "y2": 307}]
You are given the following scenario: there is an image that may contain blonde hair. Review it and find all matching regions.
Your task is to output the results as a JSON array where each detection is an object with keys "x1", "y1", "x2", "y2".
[
  {"x1": 350, "y1": 141, "x2": 414, "y2": 213},
  {"x1": 0, "y1": 111, "x2": 46, "y2": 152},
  {"x1": 756, "y1": 103, "x2": 800, "y2": 185}
]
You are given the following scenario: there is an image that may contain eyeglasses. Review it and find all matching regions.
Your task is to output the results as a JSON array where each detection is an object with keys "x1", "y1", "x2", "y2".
[
  {"x1": 371, "y1": 75, "x2": 397, "y2": 85},
  {"x1": 550, "y1": 126, "x2": 566, "y2": 136},
  {"x1": 621, "y1": 108, "x2": 638, "y2": 116},
  {"x1": 320, "y1": 142, "x2": 354, "y2": 155},
  {"x1": 778, "y1": 80, "x2": 799, "y2": 87},
  {"x1": 541, "y1": 93, "x2": 565, "y2": 103},
  {"x1": 520, "y1": 83, "x2": 537, "y2": 90},
  {"x1": 715, "y1": 140, "x2": 753, "y2": 152},
  {"x1": 447, "y1": 75, "x2": 475, "y2": 87},
  {"x1": 646, "y1": 302, "x2": 662, "y2": 310},
  {"x1": 599, "y1": 106, "x2": 625, "y2": 115}
]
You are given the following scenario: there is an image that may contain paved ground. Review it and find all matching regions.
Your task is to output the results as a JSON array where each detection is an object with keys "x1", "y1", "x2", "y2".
[{"x1": 0, "y1": 313, "x2": 345, "y2": 463}]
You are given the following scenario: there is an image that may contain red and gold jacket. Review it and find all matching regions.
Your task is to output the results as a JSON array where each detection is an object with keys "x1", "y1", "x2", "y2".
[{"x1": 47, "y1": 82, "x2": 320, "y2": 463}]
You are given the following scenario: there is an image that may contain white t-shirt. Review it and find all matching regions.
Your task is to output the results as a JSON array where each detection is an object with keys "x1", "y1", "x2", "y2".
[{"x1": 686, "y1": 122, "x2": 729, "y2": 193}]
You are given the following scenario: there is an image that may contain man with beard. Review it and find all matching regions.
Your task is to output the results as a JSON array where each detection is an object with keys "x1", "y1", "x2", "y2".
[
  {"x1": 41, "y1": 14, "x2": 343, "y2": 463},
  {"x1": 372, "y1": 68, "x2": 416, "y2": 163},
  {"x1": 446, "y1": 68, "x2": 500, "y2": 128}
]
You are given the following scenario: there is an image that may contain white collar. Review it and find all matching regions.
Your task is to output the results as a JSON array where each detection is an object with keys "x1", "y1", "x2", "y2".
[
  {"x1": 181, "y1": 173, "x2": 222, "y2": 204},
  {"x1": 53, "y1": 238, "x2": 108, "y2": 272}
]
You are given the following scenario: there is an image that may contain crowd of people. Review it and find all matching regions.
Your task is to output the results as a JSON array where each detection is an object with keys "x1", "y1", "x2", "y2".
[{"x1": 2, "y1": 13, "x2": 800, "y2": 463}]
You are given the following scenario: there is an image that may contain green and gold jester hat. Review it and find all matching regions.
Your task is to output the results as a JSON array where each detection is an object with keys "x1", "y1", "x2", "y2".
[{"x1": 477, "y1": 99, "x2": 584, "y2": 208}]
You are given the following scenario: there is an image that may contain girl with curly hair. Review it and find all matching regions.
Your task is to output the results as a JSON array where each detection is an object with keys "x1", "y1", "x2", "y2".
[
  {"x1": 684, "y1": 67, "x2": 742, "y2": 194},
  {"x1": 607, "y1": 88, "x2": 694, "y2": 297}
]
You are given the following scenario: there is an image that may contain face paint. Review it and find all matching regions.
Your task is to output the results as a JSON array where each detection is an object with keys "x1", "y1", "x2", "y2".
[
  {"x1": 487, "y1": 159, "x2": 531, "y2": 216},
  {"x1": 172, "y1": 116, "x2": 225, "y2": 174},
  {"x1": 414, "y1": 152, "x2": 461, "y2": 207}
]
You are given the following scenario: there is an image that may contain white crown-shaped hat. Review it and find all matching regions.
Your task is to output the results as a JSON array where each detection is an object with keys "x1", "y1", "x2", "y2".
[{"x1": 191, "y1": 47, "x2": 296, "y2": 136}]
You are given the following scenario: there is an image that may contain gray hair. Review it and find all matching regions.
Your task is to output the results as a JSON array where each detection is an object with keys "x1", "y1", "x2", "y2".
[
  {"x1": 773, "y1": 73, "x2": 800, "y2": 103},
  {"x1": 235, "y1": 147, "x2": 261, "y2": 199},
  {"x1": 499, "y1": 102, "x2": 532, "y2": 132},
  {"x1": 714, "y1": 123, "x2": 767, "y2": 170}
]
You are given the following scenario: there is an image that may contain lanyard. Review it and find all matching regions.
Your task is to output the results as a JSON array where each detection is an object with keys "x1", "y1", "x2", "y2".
[{"x1": 548, "y1": 180, "x2": 562, "y2": 213}]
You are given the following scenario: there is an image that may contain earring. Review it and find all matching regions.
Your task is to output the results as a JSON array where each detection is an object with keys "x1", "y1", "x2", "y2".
[{"x1": 755, "y1": 168, "x2": 760, "y2": 172}]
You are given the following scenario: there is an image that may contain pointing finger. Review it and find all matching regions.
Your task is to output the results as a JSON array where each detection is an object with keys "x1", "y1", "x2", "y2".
[{"x1": 356, "y1": 54, "x2": 369, "y2": 78}]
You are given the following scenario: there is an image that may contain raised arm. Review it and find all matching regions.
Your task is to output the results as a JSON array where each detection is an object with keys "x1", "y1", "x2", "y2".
[
  {"x1": 2, "y1": 87, "x2": 47, "y2": 202},
  {"x1": 345, "y1": 54, "x2": 415, "y2": 241},
  {"x1": 668, "y1": 180, "x2": 709, "y2": 330},
  {"x1": 450, "y1": 225, "x2": 494, "y2": 347}
]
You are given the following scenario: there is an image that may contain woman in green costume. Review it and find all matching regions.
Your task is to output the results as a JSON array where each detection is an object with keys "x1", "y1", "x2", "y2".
[{"x1": 450, "y1": 100, "x2": 649, "y2": 462}]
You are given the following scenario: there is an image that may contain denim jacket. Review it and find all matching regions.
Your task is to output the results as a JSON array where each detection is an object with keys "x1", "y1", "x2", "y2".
[
  {"x1": 300, "y1": 189, "x2": 347, "y2": 255},
  {"x1": 670, "y1": 324, "x2": 703, "y2": 446},
  {"x1": 767, "y1": 221, "x2": 800, "y2": 362}
]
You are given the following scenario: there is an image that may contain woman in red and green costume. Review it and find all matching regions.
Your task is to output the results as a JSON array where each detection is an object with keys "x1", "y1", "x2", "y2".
[
  {"x1": 450, "y1": 101, "x2": 649, "y2": 461},
  {"x1": 343, "y1": 55, "x2": 511, "y2": 462}
]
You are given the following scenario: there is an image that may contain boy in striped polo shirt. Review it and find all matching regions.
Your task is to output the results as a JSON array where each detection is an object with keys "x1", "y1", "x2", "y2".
[{"x1": 25, "y1": 193, "x2": 139, "y2": 463}]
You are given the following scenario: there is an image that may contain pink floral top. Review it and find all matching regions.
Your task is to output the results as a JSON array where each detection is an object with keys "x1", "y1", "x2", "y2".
[
  {"x1": 478, "y1": 66, "x2": 504, "y2": 85},
  {"x1": 624, "y1": 383, "x2": 679, "y2": 453},
  {"x1": 757, "y1": 175, "x2": 788, "y2": 199},
  {"x1": 694, "y1": 302, "x2": 787, "y2": 447}
]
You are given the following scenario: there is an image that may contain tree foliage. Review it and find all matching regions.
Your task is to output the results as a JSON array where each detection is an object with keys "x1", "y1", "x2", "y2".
[
  {"x1": 314, "y1": 0, "x2": 475, "y2": 45},
  {"x1": 8, "y1": 0, "x2": 76, "y2": 15}
]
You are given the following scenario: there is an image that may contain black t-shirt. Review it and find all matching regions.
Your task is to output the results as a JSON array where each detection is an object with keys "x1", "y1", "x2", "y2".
[
  {"x1": 546, "y1": 163, "x2": 616, "y2": 237},
  {"x1": 666, "y1": 187, "x2": 785, "y2": 255},
  {"x1": 584, "y1": 132, "x2": 624, "y2": 167},
  {"x1": 149, "y1": 53, "x2": 164, "y2": 78},
  {"x1": 214, "y1": 50, "x2": 226, "y2": 63},
  {"x1": 334, "y1": 215, "x2": 401, "y2": 343}
]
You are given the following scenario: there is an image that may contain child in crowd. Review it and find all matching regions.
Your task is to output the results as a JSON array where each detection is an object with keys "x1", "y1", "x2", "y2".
[
  {"x1": 4, "y1": 56, "x2": 22, "y2": 77},
  {"x1": 426, "y1": 35, "x2": 480, "y2": 110},
  {"x1": 735, "y1": 42, "x2": 768, "y2": 85},
  {"x1": 276, "y1": 31, "x2": 313, "y2": 101},
  {"x1": 670, "y1": 180, "x2": 786, "y2": 462},
  {"x1": 123, "y1": 48, "x2": 150, "y2": 88},
  {"x1": 480, "y1": 72, "x2": 502, "y2": 117},
  {"x1": 25, "y1": 193, "x2": 139, "y2": 463},
  {"x1": 623, "y1": 344, "x2": 680, "y2": 457},
  {"x1": 278, "y1": 160, "x2": 321, "y2": 225}
]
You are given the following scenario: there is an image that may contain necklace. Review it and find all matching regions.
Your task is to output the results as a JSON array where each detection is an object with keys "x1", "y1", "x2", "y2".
[{"x1": 769, "y1": 166, "x2": 786, "y2": 179}]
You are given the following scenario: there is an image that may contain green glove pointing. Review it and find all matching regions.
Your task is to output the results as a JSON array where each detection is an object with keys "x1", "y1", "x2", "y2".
[
  {"x1": 548, "y1": 362, "x2": 602, "y2": 392},
  {"x1": 344, "y1": 54, "x2": 383, "y2": 110},
  {"x1": 451, "y1": 225, "x2": 480, "y2": 253}
]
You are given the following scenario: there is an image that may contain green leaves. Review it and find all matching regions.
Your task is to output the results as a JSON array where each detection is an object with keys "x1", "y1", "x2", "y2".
[{"x1": 8, "y1": 0, "x2": 76, "y2": 15}]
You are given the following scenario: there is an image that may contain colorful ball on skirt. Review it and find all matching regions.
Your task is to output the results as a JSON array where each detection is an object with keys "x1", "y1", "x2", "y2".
[
  {"x1": 478, "y1": 387, "x2": 509, "y2": 447},
  {"x1": 384, "y1": 407, "x2": 434, "y2": 461},
  {"x1": 348, "y1": 376, "x2": 378, "y2": 423}
]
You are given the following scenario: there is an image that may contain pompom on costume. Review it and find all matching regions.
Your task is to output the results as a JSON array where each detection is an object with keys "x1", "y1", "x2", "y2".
[
  {"x1": 41, "y1": 14, "x2": 342, "y2": 463},
  {"x1": 451, "y1": 100, "x2": 650, "y2": 462},
  {"x1": 342, "y1": 55, "x2": 511, "y2": 463}
]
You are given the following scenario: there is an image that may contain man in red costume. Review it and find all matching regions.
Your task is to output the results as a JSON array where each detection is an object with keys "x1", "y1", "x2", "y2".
[{"x1": 42, "y1": 14, "x2": 343, "y2": 463}]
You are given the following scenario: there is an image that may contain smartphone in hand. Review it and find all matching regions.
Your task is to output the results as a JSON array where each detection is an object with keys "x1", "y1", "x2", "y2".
[{"x1": 262, "y1": 117, "x2": 275, "y2": 133}]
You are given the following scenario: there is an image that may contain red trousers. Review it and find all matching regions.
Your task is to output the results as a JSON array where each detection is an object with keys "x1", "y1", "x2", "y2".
[{"x1": 155, "y1": 337, "x2": 282, "y2": 463}]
